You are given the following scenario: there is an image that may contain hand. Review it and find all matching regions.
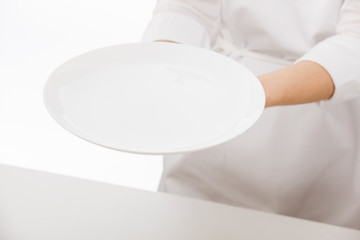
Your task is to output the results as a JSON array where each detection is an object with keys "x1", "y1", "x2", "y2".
[
  {"x1": 152, "y1": 41, "x2": 334, "y2": 107},
  {"x1": 258, "y1": 60, "x2": 335, "y2": 107}
]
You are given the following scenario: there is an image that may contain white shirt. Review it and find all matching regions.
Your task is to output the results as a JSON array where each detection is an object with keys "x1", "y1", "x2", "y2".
[{"x1": 142, "y1": 0, "x2": 360, "y2": 229}]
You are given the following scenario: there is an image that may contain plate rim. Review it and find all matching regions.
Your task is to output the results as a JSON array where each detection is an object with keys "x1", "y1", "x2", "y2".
[{"x1": 43, "y1": 42, "x2": 265, "y2": 155}]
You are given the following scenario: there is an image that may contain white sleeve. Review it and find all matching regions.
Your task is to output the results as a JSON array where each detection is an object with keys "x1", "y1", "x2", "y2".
[
  {"x1": 297, "y1": 0, "x2": 360, "y2": 105},
  {"x1": 141, "y1": 0, "x2": 222, "y2": 49}
]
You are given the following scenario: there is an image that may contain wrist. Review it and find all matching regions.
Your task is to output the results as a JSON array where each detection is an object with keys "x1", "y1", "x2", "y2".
[{"x1": 258, "y1": 75, "x2": 280, "y2": 108}]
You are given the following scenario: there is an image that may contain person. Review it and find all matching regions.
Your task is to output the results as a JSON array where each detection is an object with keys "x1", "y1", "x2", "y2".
[{"x1": 141, "y1": 0, "x2": 360, "y2": 229}]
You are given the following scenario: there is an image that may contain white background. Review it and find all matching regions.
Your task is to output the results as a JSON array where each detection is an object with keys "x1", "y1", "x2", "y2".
[{"x1": 0, "y1": 0, "x2": 163, "y2": 191}]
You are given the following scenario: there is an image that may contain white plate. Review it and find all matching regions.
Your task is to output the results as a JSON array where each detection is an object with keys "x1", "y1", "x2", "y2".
[{"x1": 43, "y1": 43, "x2": 265, "y2": 155}]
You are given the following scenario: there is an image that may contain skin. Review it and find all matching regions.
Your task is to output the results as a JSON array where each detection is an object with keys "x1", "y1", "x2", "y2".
[
  {"x1": 258, "y1": 60, "x2": 335, "y2": 107},
  {"x1": 155, "y1": 40, "x2": 335, "y2": 107}
]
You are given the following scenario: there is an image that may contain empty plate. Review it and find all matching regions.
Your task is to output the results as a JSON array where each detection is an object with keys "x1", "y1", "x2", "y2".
[{"x1": 43, "y1": 42, "x2": 265, "y2": 154}]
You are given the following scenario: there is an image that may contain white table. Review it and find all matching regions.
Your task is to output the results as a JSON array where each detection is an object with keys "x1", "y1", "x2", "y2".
[{"x1": 1, "y1": 163, "x2": 360, "y2": 240}]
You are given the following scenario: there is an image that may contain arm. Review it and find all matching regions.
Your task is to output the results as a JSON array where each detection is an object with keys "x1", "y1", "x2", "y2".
[
  {"x1": 250, "y1": 0, "x2": 360, "y2": 108},
  {"x1": 142, "y1": 0, "x2": 221, "y2": 48},
  {"x1": 258, "y1": 60, "x2": 335, "y2": 107},
  {"x1": 146, "y1": 0, "x2": 360, "y2": 108},
  {"x1": 282, "y1": 0, "x2": 360, "y2": 106},
  {"x1": 154, "y1": 42, "x2": 336, "y2": 108}
]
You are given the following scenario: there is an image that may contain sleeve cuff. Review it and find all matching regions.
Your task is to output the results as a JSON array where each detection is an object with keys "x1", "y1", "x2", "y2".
[
  {"x1": 141, "y1": 12, "x2": 211, "y2": 49},
  {"x1": 296, "y1": 34, "x2": 360, "y2": 106}
]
